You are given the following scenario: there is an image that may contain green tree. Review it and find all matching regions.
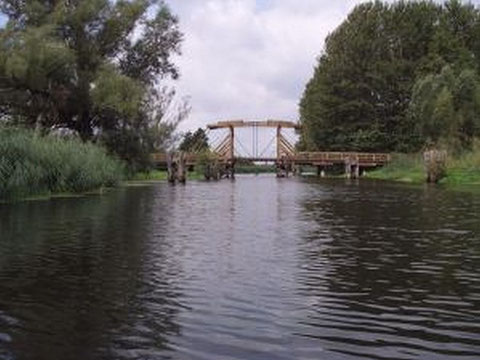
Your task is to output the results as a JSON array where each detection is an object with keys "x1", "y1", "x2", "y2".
[
  {"x1": 299, "y1": 0, "x2": 480, "y2": 153},
  {"x1": 410, "y1": 66, "x2": 480, "y2": 151},
  {"x1": 0, "y1": 0, "x2": 186, "y2": 170},
  {"x1": 178, "y1": 128, "x2": 210, "y2": 152}
]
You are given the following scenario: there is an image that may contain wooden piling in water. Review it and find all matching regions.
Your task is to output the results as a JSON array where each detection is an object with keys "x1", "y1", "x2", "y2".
[
  {"x1": 344, "y1": 155, "x2": 360, "y2": 179},
  {"x1": 167, "y1": 152, "x2": 187, "y2": 184},
  {"x1": 167, "y1": 153, "x2": 176, "y2": 183},
  {"x1": 424, "y1": 149, "x2": 447, "y2": 183},
  {"x1": 177, "y1": 152, "x2": 186, "y2": 183}
]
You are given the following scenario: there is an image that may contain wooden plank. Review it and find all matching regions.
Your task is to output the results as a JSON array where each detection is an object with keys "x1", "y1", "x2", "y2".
[
  {"x1": 208, "y1": 120, "x2": 300, "y2": 130},
  {"x1": 152, "y1": 151, "x2": 391, "y2": 167}
]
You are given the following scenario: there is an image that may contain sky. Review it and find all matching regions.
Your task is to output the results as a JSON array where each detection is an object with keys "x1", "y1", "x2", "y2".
[
  {"x1": 166, "y1": 0, "x2": 375, "y2": 133},
  {"x1": 165, "y1": 0, "x2": 480, "y2": 135}
]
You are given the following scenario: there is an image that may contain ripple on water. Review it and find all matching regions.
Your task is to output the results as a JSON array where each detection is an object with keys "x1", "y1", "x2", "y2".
[{"x1": 0, "y1": 177, "x2": 479, "y2": 359}]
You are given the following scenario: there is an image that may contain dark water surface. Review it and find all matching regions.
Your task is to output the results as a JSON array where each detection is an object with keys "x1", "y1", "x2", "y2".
[{"x1": 1, "y1": 176, "x2": 480, "y2": 360}]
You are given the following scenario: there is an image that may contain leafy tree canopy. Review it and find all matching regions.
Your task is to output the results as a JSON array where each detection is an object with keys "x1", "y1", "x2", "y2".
[
  {"x1": 0, "y1": 0, "x2": 187, "y2": 170},
  {"x1": 300, "y1": 0, "x2": 480, "y2": 153},
  {"x1": 178, "y1": 128, "x2": 210, "y2": 153}
]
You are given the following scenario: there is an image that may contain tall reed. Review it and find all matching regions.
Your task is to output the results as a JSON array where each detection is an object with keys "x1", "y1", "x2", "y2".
[{"x1": 0, "y1": 127, "x2": 125, "y2": 200}]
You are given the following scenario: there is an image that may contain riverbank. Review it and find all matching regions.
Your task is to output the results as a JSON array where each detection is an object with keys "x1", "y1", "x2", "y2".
[
  {"x1": 131, "y1": 170, "x2": 203, "y2": 181},
  {"x1": 366, "y1": 151, "x2": 480, "y2": 185},
  {"x1": 0, "y1": 127, "x2": 125, "y2": 201},
  {"x1": 131, "y1": 165, "x2": 277, "y2": 182}
]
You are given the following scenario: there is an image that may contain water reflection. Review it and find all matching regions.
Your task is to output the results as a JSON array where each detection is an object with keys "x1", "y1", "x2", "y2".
[
  {"x1": 297, "y1": 180, "x2": 480, "y2": 359},
  {"x1": 0, "y1": 178, "x2": 479, "y2": 360},
  {"x1": 0, "y1": 187, "x2": 182, "y2": 360}
]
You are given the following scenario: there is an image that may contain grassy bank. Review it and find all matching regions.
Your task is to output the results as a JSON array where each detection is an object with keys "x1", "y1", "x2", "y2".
[
  {"x1": 131, "y1": 165, "x2": 277, "y2": 181},
  {"x1": 0, "y1": 127, "x2": 125, "y2": 201},
  {"x1": 131, "y1": 170, "x2": 203, "y2": 181},
  {"x1": 367, "y1": 150, "x2": 480, "y2": 185}
]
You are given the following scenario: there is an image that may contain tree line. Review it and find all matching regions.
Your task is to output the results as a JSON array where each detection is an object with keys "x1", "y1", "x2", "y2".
[
  {"x1": 0, "y1": 0, "x2": 188, "y2": 171},
  {"x1": 299, "y1": 0, "x2": 480, "y2": 153}
]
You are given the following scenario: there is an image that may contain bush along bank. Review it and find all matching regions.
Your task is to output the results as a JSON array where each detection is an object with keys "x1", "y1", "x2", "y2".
[
  {"x1": 367, "y1": 148, "x2": 480, "y2": 186},
  {"x1": 0, "y1": 127, "x2": 125, "y2": 201}
]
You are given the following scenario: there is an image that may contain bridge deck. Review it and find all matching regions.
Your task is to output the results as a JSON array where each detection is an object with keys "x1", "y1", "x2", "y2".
[{"x1": 152, "y1": 152, "x2": 390, "y2": 167}]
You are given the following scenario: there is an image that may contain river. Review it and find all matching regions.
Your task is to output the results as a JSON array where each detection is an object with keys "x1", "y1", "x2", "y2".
[{"x1": 0, "y1": 176, "x2": 479, "y2": 360}]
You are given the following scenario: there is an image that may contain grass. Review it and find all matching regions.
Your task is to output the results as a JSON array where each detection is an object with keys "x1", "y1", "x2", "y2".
[
  {"x1": 235, "y1": 164, "x2": 276, "y2": 174},
  {"x1": 130, "y1": 165, "x2": 277, "y2": 181},
  {"x1": 367, "y1": 146, "x2": 480, "y2": 185},
  {"x1": 130, "y1": 170, "x2": 204, "y2": 181},
  {"x1": 441, "y1": 148, "x2": 480, "y2": 185},
  {"x1": 0, "y1": 127, "x2": 125, "y2": 201},
  {"x1": 366, "y1": 154, "x2": 425, "y2": 183}
]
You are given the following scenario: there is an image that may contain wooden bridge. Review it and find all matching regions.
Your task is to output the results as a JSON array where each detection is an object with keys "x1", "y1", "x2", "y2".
[{"x1": 152, "y1": 120, "x2": 390, "y2": 182}]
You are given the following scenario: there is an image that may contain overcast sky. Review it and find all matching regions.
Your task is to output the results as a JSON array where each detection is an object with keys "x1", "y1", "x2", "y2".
[{"x1": 166, "y1": 0, "x2": 375, "y2": 132}]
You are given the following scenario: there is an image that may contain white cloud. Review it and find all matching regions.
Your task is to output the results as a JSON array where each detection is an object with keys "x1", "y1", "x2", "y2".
[
  {"x1": 166, "y1": 0, "x2": 373, "y2": 134},
  {"x1": 167, "y1": 0, "x2": 480, "y2": 136}
]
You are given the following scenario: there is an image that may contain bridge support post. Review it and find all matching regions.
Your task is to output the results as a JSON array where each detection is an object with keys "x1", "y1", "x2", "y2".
[
  {"x1": 276, "y1": 158, "x2": 292, "y2": 178},
  {"x1": 167, "y1": 153, "x2": 176, "y2": 183},
  {"x1": 317, "y1": 165, "x2": 326, "y2": 178},
  {"x1": 345, "y1": 156, "x2": 360, "y2": 179},
  {"x1": 227, "y1": 160, "x2": 235, "y2": 179},
  {"x1": 177, "y1": 152, "x2": 186, "y2": 183},
  {"x1": 276, "y1": 159, "x2": 285, "y2": 178},
  {"x1": 345, "y1": 160, "x2": 351, "y2": 179},
  {"x1": 167, "y1": 152, "x2": 187, "y2": 184}
]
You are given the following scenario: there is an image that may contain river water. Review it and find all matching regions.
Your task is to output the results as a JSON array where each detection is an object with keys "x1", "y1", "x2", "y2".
[{"x1": 0, "y1": 176, "x2": 479, "y2": 360}]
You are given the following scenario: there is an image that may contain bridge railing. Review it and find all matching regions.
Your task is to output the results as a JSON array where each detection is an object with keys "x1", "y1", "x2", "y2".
[
  {"x1": 151, "y1": 151, "x2": 391, "y2": 166},
  {"x1": 295, "y1": 152, "x2": 391, "y2": 166},
  {"x1": 151, "y1": 153, "x2": 200, "y2": 165}
]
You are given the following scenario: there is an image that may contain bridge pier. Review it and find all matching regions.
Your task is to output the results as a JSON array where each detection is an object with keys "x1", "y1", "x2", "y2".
[
  {"x1": 344, "y1": 157, "x2": 360, "y2": 179},
  {"x1": 276, "y1": 159, "x2": 293, "y2": 178},
  {"x1": 226, "y1": 160, "x2": 236, "y2": 179},
  {"x1": 167, "y1": 152, "x2": 187, "y2": 184},
  {"x1": 316, "y1": 165, "x2": 327, "y2": 178}
]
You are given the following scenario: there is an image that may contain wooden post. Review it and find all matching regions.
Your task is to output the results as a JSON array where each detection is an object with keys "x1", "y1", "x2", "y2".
[
  {"x1": 276, "y1": 158, "x2": 285, "y2": 178},
  {"x1": 345, "y1": 160, "x2": 351, "y2": 179},
  {"x1": 293, "y1": 165, "x2": 301, "y2": 176},
  {"x1": 177, "y1": 152, "x2": 186, "y2": 183},
  {"x1": 167, "y1": 152, "x2": 176, "y2": 183},
  {"x1": 424, "y1": 149, "x2": 447, "y2": 183},
  {"x1": 204, "y1": 163, "x2": 211, "y2": 180},
  {"x1": 353, "y1": 163, "x2": 360, "y2": 179},
  {"x1": 211, "y1": 161, "x2": 219, "y2": 180},
  {"x1": 229, "y1": 160, "x2": 236, "y2": 179},
  {"x1": 345, "y1": 155, "x2": 359, "y2": 179}
]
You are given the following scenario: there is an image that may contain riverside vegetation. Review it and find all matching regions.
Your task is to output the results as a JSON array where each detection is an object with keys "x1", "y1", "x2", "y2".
[
  {"x1": 367, "y1": 145, "x2": 480, "y2": 185},
  {"x1": 0, "y1": 0, "x2": 187, "y2": 200},
  {"x1": 0, "y1": 127, "x2": 124, "y2": 201},
  {"x1": 3, "y1": 0, "x2": 480, "y2": 200},
  {"x1": 299, "y1": 0, "x2": 480, "y2": 184}
]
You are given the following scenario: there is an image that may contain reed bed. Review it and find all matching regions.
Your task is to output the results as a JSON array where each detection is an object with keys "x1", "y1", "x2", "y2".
[{"x1": 0, "y1": 127, "x2": 125, "y2": 200}]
